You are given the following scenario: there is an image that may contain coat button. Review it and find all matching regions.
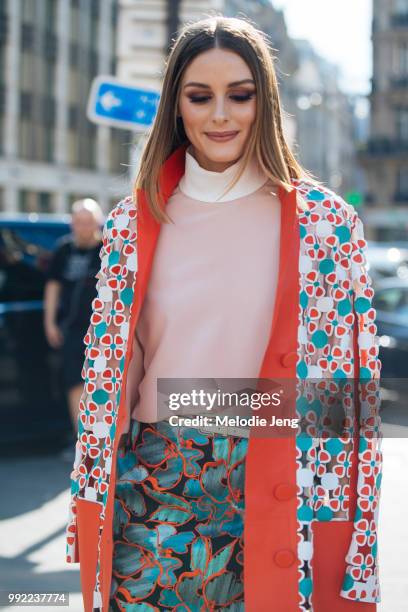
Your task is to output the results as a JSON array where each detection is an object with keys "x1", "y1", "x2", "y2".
[
  {"x1": 273, "y1": 483, "x2": 297, "y2": 501},
  {"x1": 274, "y1": 549, "x2": 296, "y2": 568},
  {"x1": 280, "y1": 352, "x2": 297, "y2": 368}
]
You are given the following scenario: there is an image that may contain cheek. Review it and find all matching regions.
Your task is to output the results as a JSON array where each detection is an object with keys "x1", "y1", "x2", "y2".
[
  {"x1": 179, "y1": 102, "x2": 208, "y2": 131},
  {"x1": 234, "y1": 103, "x2": 257, "y2": 128}
]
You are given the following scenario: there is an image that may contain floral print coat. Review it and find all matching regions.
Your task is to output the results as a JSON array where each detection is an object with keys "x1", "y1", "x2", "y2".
[{"x1": 66, "y1": 142, "x2": 382, "y2": 611}]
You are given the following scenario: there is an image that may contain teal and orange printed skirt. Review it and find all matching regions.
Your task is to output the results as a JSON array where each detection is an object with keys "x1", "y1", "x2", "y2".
[{"x1": 109, "y1": 419, "x2": 248, "y2": 611}]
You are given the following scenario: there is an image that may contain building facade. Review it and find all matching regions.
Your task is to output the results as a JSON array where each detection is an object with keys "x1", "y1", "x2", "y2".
[
  {"x1": 225, "y1": 0, "x2": 358, "y2": 196},
  {"x1": 360, "y1": 0, "x2": 408, "y2": 240},
  {"x1": 292, "y1": 39, "x2": 357, "y2": 195},
  {"x1": 0, "y1": 0, "x2": 130, "y2": 215}
]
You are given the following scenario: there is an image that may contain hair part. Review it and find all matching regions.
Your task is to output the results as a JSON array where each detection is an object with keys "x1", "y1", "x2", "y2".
[{"x1": 134, "y1": 15, "x2": 319, "y2": 224}]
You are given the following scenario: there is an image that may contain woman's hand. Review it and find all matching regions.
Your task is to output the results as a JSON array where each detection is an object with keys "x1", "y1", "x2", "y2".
[{"x1": 118, "y1": 433, "x2": 129, "y2": 452}]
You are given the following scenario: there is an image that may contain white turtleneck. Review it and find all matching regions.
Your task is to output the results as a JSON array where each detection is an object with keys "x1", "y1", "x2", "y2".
[
  {"x1": 124, "y1": 146, "x2": 281, "y2": 427},
  {"x1": 179, "y1": 144, "x2": 269, "y2": 202}
]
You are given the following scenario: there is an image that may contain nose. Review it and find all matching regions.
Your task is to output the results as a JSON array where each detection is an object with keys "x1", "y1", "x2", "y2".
[{"x1": 212, "y1": 96, "x2": 228, "y2": 123}]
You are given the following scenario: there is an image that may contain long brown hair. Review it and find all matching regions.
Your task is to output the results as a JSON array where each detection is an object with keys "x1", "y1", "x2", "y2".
[{"x1": 134, "y1": 15, "x2": 315, "y2": 223}]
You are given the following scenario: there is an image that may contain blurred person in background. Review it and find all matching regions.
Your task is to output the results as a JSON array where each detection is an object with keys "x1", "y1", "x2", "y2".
[{"x1": 44, "y1": 198, "x2": 104, "y2": 434}]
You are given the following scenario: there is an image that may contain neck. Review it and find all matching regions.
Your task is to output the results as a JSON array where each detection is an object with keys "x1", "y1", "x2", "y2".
[{"x1": 178, "y1": 144, "x2": 268, "y2": 203}]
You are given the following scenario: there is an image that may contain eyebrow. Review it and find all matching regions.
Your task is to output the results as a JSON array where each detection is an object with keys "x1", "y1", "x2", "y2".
[{"x1": 183, "y1": 79, "x2": 255, "y2": 89}]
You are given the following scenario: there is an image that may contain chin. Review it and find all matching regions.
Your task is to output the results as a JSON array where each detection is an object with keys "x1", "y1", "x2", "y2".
[{"x1": 201, "y1": 144, "x2": 244, "y2": 162}]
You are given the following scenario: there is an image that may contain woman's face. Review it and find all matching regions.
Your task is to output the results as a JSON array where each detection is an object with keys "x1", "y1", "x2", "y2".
[{"x1": 178, "y1": 48, "x2": 257, "y2": 172}]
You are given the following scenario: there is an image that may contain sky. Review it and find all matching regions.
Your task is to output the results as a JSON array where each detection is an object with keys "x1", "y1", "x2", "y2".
[{"x1": 272, "y1": 0, "x2": 372, "y2": 95}]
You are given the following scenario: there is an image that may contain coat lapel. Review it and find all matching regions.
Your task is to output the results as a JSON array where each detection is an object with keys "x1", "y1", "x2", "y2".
[{"x1": 245, "y1": 183, "x2": 301, "y2": 609}]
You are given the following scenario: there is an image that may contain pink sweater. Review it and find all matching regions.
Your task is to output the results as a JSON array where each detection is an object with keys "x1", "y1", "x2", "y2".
[{"x1": 124, "y1": 154, "x2": 281, "y2": 428}]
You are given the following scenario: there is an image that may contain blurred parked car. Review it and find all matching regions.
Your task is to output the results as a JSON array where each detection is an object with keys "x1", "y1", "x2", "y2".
[
  {"x1": 372, "y1": 277, "x2": 408, "y2": 378},
  {"x1": 0, "y1": 213, "x2": 72, "y2": 452},
  {"x1": 366, "y1": 241, "x2": 408, "y2": 284}
]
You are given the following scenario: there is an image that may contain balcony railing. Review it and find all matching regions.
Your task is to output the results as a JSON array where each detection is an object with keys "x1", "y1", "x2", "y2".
[
  {"x1": 363, "y1": 137, "x2": 408, "y2": 155},
  {"x1": 390, "y1": 75, "x2": 408, "y2": 89},
  {"x1": 390, "y1": 12, "x2": 408, "y2": 27},
  {"x1": 394, "y1": 192, "x2": 408, "y2": 204}
]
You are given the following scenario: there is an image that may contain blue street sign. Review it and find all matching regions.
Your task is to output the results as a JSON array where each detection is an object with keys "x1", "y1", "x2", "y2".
[{"x1": 87, "y1": 75, "x2": 160, "y2": 131}]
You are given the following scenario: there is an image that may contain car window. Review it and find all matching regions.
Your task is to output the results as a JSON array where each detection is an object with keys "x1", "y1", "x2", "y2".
[
  {"x1": 395, "y1": 289, "x2": 408, "y2": 319},
  {"x1": 374, "y1": 288, "x2": 404, "y2": 312},
  {"x1": 0, "y1": 224, "x2": 69, "y2": 303},
  {"x1": 374, "y1": 287, "x2": 408, "y2": 317}
]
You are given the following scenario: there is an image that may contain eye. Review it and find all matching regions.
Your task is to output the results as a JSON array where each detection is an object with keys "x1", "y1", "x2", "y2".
[
  {"x1": 188, "y1": 95, "x2": 211, "y2": 104},
  {"x1": 230, "y1": 92, "x2": 256, "y2": 102},
  {"x1": 187, "y1": 91, "x2": 256, "y2": 104}
]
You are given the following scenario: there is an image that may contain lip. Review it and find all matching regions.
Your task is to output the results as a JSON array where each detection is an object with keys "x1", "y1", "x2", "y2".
[{"x1": 205, "y1": 131, "x2": 239, "y2": 142}]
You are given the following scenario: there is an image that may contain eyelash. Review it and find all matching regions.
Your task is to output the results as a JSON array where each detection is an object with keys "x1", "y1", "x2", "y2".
[{"x1": 188, "y1": 93, "x2": 255, "y2": 104}]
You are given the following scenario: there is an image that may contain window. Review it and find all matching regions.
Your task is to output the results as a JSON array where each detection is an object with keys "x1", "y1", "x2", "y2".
[
  {"x1": 111, "y1": 2, "x2": 118, "y2": 26},
  {"x1": 68, "y1": 104, "x2": 79, "y2": 129},
  {"x1": 89, "y1": 50, "x2": 98, "y2": 76},
  {"x1": 38, "y1": 192, "x2": 52, "y2": 212},
  {"x1": 70, "y1": 3, "x2": 80, "y2": 43},
  {"x1": 43, "y1": 31, "x2": 57, "y2": 62},
  {"x1": 394, "y1": 41, "x2": 408, "y2": 74},
  {"x1": 91, "y1": 0, "x2": 99, "y2": 20},
  {"x1": 396, "y1": 109, "x2": 408, "y2": 140},
  {"x1": 0, "y1": 11, "x2": 8, "y2": 46},
  {"x1": 67, "y1": 131, "x2": 78, "y2": 166},
  {"x1": 19, "y1": 120, "x2": 33, "y2": 158},
  {"x1": 44, "y1": 125, "x2": 54, "y2": 162},
  {"x1": 68, "y1": 66, "x2": 79, "y2": 103},
  {"x1": 42, "y1": 96, "x2": 56, "y2": 126},
  {"x1": 20, "y1": 50, "x2": 34, "y2": 89},
  {"x1": 21, "y1": 23, "x2": 34, "y2": 51},
  {"x1": 69, "y1": 42, "x2": 79, "y2": 67},
  {"x1": 22, "y1": 0, "x2": 36, "y2": 22},
  {"x1": 20, "y1": 91, "x2": 33, "y2": 119},
  {"x1": 0, "y1": 84, "x2": 4, "y2": 112},
  {"x1": 44, "y1": 0, "x2": 56, "y2": 30},
  {"x1": 44, "y1": 60, "x2": 55, "y2": 94},
  {"x1": 397, "y1": 166, "x2": 408, "y2": 193}
]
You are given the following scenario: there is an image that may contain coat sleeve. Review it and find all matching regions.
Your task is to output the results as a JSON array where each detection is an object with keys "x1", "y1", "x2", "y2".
[
  {"x1": 66, "y1": 197, "x2": 138, "y2": 563},
  {"x1": 65, "y1": 214, "x2": 110, "y2": 564},
  {"x1": 340, "y1": 209, "x2": 382, "y2": 603}
]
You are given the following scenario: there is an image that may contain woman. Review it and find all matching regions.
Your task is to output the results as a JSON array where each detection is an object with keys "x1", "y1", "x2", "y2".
[{"x1": 66, "y1": 16, "x2": 382, "y2": 612}]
